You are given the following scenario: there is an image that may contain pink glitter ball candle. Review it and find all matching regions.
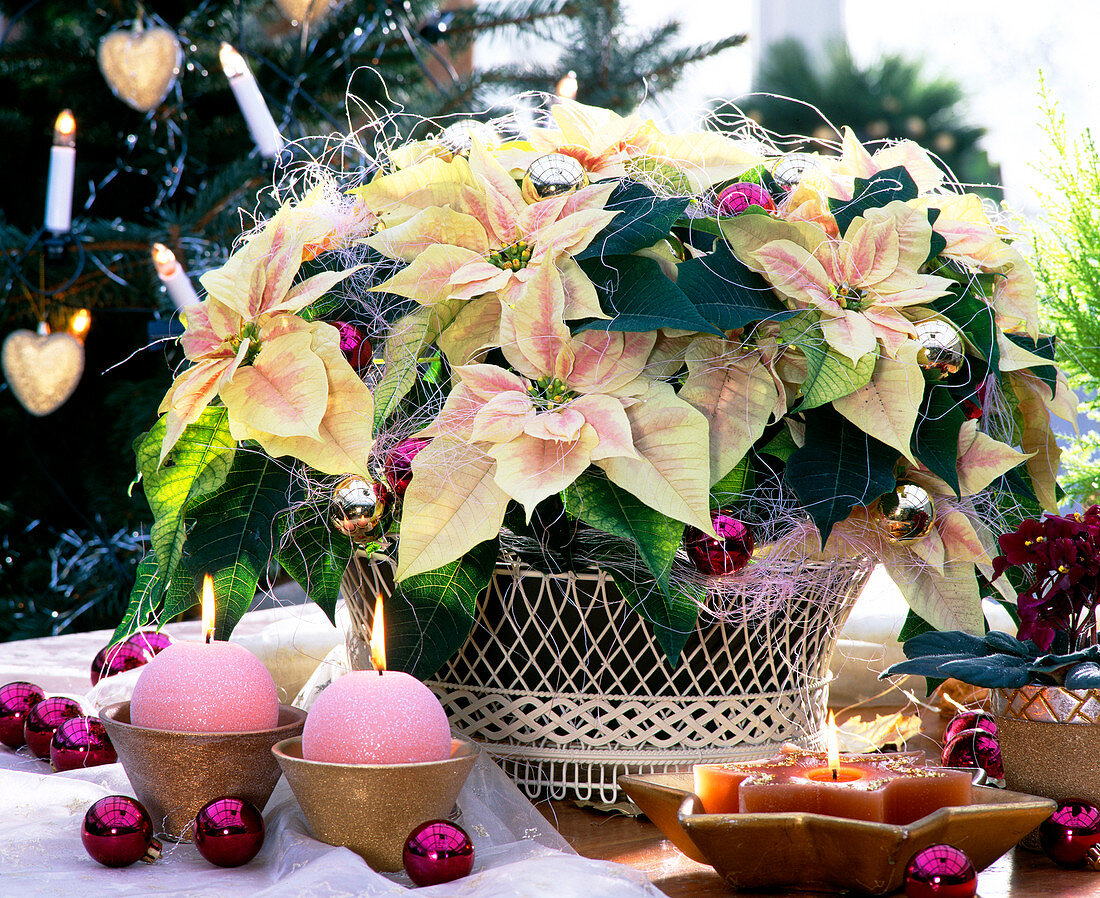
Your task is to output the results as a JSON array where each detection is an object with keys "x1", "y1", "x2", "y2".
[
  {"x1": 129, "y1": 577, "x2": 280, "y2": 733},
  {"x1": 302, "y1": 597, "x2": 451, "y2": 765}
]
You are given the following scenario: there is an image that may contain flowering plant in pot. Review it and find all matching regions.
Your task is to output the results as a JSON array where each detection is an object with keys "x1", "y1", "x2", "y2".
[
  {"x1": 885, "y1": 509, "x2": 1100, "y2": 803},
  {"x1": 116, "y1": 98, "x2": 1069, "y2": 797}
]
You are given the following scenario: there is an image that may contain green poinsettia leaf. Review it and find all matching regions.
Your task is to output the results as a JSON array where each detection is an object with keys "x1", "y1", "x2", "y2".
[
  {"x1": 1005, "y1": 332, "x2": 1058, "y2": 397},
  {"x1": 563, "y1": 470, "x2": 684, "y2": 594},
  {"x1": 912, "y1": 384, "x2": 964, "y2": 497},
  {"x1": 780, "y1": 313, "x2": 876, "y2": 409},
  {"x1": 784, "y1": 407, "x2": 899, "y2": 546},
  {"x1": 135, "y1": 407, "x2": 236, "y2": 586},
  {"x1": 676, "y1": 242, "x2": 795, "y2": 331},
  {"x1": 897, "y1": 607, "x2": 936, "y2": 644},
  {"x1": 614, "y1": 576, "x2": 702, "y2": 668},
  {"x1": 384, "y1": 538, "x2": 499, "y2": 679},
  {"x1": 276, "y1": 510, "x2": 354, "y2": 625},
  {"x1": 179, "y1": 452, "x2": 291, "y2": 639},
  {"x1": 112, "y1": 553, "x2": 165, "y2": 643},
  {"x1": 576, "y1": 180, "x2": 689, "y2": 261},
  {"x1": 577, "y1": 255, "x2": 722, "y2": 336},
  {"x1": 830, "y1": 166, "x2": 919, "y2": 233},
  {"x1": 883, "y1": 653, "x2": 994, "y2": 678},
  {"x1": 932, "y1": 284, "x2": 999, "y2": 372},
  {"x1": 925, "y1": 209, "x2": 948, "y2": 263},
  {"x1": 710, "y1": 455, "x2": 753, "y2": 508}
]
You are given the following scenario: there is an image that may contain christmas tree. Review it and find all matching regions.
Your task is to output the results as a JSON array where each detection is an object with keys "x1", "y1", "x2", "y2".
[{"x1": 0, "y1": 0, "x2": 744, "y2": 638}]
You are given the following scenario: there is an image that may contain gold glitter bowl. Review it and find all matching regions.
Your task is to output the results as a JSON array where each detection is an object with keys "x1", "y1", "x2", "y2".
[
  {"x1": 272, "y1": 735, "x2": 479, "y2": 872},
  {"x1": 99, "y1": 701, "x2": 306, "y2": 841},
  {"x1": 619, "y1": 771, "x2": 1055, "y2": 894}
]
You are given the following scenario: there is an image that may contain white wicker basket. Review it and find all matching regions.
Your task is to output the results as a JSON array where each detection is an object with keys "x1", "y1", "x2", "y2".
[{"x1": 344, "y1": 555, "x2": 871, "y2": 805}]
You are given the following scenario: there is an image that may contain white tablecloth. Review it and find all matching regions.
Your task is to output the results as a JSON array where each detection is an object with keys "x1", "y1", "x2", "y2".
[{"x1": 0, "y1": 604, "x2": 664, "y2": 898}]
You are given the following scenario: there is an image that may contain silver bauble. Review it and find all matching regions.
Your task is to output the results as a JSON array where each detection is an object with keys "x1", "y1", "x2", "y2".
[{"x1": 521, "y1": 153, "x2": 588, "y2": 204}]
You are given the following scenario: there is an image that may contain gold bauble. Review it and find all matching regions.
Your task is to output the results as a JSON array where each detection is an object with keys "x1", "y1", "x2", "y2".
[
  {"x1": 329, "y1": 475, "x2": 391, "y2": 546},
  {"x1": 438, "y1": 120, "x2": 499, "y2": 157},
  {"x1": 521, "y1": 153, "x2": 588, "y2": 204},
  {"x1": 97, "y1": 21, "x2": 182, "y2": 113},
  {"x1": 915, "y1": 318, "x2": 966, "y2": 378},
  {"x1": 1, "y1": 329, "x2": 84, "y2": 416},
  {"x1": 876, "y1": 481, "x2": 935, "y2": 547}
]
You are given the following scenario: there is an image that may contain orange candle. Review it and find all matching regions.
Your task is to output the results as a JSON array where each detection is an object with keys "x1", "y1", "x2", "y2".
[{"x1": 695, "y1": 717, "x2": 971, "y2": 824}]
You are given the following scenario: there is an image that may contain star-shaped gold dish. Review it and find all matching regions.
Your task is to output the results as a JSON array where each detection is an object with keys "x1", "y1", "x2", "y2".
[{"x1": 619, "y1": 771, "x2": 1054, "y2": 894}]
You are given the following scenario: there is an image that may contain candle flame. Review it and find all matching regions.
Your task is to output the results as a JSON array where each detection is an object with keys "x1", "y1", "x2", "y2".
[
  {"x1": 151, "y1": 243, "x2": 178, "y2": 278},
  {"x1": 826, "y1": 711, "x2": 840, "y2": 773},
  {"x1": 369, "y1": 593, "x2": 386, "y2": 672},
  {"x1": 202, "y1": 575, "x2": 216, "y2": 643},
  {"x1": 69, "y1": 309, "x2": 91, "y2": 341},
  {"x1": 54, "y1": 109, "x2": 76, "y2": 147},
  {"x1": 219, "y1": 43, "x2": 249, "y2": 79},
  {"x1": 556, "y1": 71, "x2": 578, "y2": 101}
]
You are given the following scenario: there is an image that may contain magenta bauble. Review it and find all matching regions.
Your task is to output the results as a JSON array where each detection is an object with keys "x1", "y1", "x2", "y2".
[
  {"x1": 24, "y1": 696, "x2": 83, "y2": 758},
  {"x1": 384, "y1": 437, "x2": 430, "y2": 500},
  {"x1": 940, "y1": 728, "x2": 1002, "y2": 779},
  {"x1": 91, "y1": 641, "x2": 150, "y2": 685},
  {"x1": 194, "y1": 797, "x2": 265, "y2": 867},
  {"x1": 51, "y1": 716, "x2": 117, "y2": 771},
  {"x1": 82, "y1": 795, "x2": 161, "y2": 867},
  {"x1": 403, "y1": 819, "x2": 474, "y2": 886},
  {"x1": 336, "y1": 321, "x2": 372, "y2": 373},
  {"x1": 943, "y1": 710, "x2": 996, "y2": 744},
  {"x1": 684, "y1": 514, "x2": 754, "y2": 576},
  {"x1": 0, "y1": 681, "x2": 45, "y2": 748},
  {"x1": 716, "y1": 182, "x2": 776, "y2": 216},
  {"x1": 129, "y1": 641, "x2": 280, "y2": 733},
  {"x1": 1039, "y1": 800, "x2": 1100, "y2": 867},
  {"x1": 904, "y1": 843, "x2": 976, "y2": 897},
  {"x1": 302, "y1": 670, "x2": 452, "y2": 765}
]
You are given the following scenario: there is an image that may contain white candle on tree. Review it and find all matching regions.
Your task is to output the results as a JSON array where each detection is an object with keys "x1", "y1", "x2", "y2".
[
  {"x1": 219, "y1": 43, "x2": 283, "y2": 159},
  {"x1": 45, "y1": 110, "x2": 76, "y2": 234},
  {"x1": 151, "y1": 243, "x2": 200, "y2": 310}
]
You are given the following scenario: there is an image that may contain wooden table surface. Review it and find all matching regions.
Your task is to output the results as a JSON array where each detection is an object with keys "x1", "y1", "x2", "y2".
[{"x1": 540, "y1": 799, "x2": 1100, "y2": 897}]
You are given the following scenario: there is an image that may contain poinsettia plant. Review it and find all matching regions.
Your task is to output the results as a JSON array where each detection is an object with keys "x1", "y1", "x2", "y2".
[
  {"x1": 118, "y1": 98, "x2": 1072, "y2": 676},
  {"x1": 884, "y1": 508, "x2": 1100, "y2": 689}
]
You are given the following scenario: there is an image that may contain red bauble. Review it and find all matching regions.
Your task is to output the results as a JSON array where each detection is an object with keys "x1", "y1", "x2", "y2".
[
  {"x1": 403, "y1": 819, "x2": 474, "y2": 887},
  {"x1": 940, "y1": 727, "x2": 1003, "y2": 779},
  {"x1": 904, "y1": 843, "x2": 977, "y2": 898},
  {"x1": 684, "y1": 514, "x2": 754, "y2": 576},
  {"x1": 1039, "y1": 800, "x2": 1100, "y2": 867},
  {"x1": 336, "y1": 321, "x2": 373, "y2": 373},
  {"x1": 194, "y1": 797, "x2": 265, "y2": 867},
  {"x1": 24, "y1": 696, "x2": 83, "y2": 759},
  {"x1": 716, "y1": 182, "x2": 776, "y2": 216},
  {"x1": 943, "y1": 711, "x2": 996, "y2": 744},
  {"x1": 82, "y1": 795, "x2": 161, "y2": 867},
  {"x1": 51, "y1": 716, "x2": 117, "y2": 771},
  {"x1": 384, "y1": 437, "x2": 430, "y2": 501},
  {"x1": 0, "y1": 681, "x2": 45, "y2": 748}
]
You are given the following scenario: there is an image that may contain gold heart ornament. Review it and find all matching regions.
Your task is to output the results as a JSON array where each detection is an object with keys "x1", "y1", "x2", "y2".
[
  {"x1": 97, "y1": 21, "x2": 183, "y2": 113},
  {"x1": 2, "y1": 330, "x2": 85, "y2": 417},
  {"x1": 273, "y1": 0, "x2": 336, "y2": 25}
]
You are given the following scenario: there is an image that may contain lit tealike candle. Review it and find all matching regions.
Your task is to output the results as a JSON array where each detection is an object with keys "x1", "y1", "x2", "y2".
[
  {"x1": 695, "y1": 717, "x2": 972, "y2": 824},
  {"x1": 302, "y1": 595, "x2": 452, "y2": 765},
  {"x1": 45, "y1": 110, "x2": 76, "y2": 234},
  {"x1": 129, "y1": 576, "x2": 280, "y2": 733},
  {"x1": 151, "y1": 243, "x2": 200, "y2": 310},
  {"x1": 218, "y1": 43, "x2": 283, "y2": 159}
]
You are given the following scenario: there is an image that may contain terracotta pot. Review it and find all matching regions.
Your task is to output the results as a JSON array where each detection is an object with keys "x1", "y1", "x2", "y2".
[{"x1": 993, "y1": 684, "x2": 1100, "y2": 805}]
